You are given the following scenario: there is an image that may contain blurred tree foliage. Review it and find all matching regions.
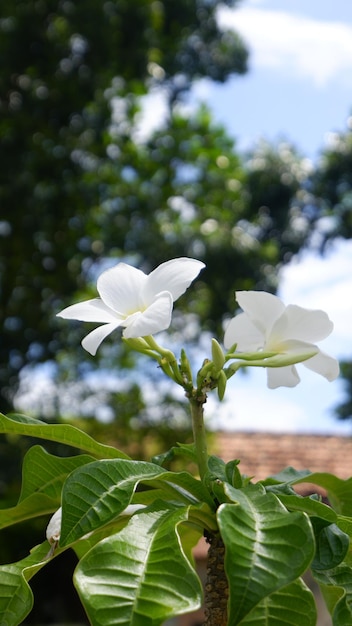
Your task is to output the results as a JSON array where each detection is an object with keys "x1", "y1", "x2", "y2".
[
  {"x1": 307, "y1": 125, "x2": 352, "y2": 423},
  {"x1": 308, "y1": 126, "x2": 352, "y2": 247},
  {"x1": 1, "y1": 0, "x2": 248, "y2": 413},
  {"x1": 0, "y1": 0, "x2": 313, "y2": 419}
]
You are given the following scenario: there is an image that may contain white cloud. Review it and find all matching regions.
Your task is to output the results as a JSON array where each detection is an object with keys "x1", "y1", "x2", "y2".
[{"x1": 217, "y1": 6, "x2": 352, "y2": 87}]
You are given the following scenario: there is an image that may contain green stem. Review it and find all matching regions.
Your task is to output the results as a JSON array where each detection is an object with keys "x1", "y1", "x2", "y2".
[
  {"x1": 189, "y1": 394, "x2": 209, "y2": 480},
  {"x1": 143, "y1": 335, "x2": 184, "y2": 385}
]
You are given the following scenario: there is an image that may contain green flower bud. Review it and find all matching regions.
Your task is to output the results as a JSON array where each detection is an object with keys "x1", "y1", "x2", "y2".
[
  {"x1": 217, "y1": 369, "x2": 227, "y2": 401},
  {"x1": 211, "y1": 338, "x2": 225, "y2": 372}
]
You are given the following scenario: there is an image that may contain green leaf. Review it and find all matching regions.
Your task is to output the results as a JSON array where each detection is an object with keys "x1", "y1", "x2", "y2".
[
  {"x1": 146, "y1": 470, "x2": 215, "y2": 508},
  {"x1": 151, "y1": 442, "x2": 197, "y2": 467},
  {"x1": 204, "y1": 456, "x2": 243, "y2": 494},
  {"x1": 73, "y1": 516, "x2": 132, "y2": 560},
  {"x1": 262, "y1": 467, "x2": 313, "y2": 486},
  {"x1": 293, "y1": 473, "x2": 352, "y2": 516},
  {"x1": 60, "y1": 459, "x2": 167, "y2": 546},
  {"x1": 61, "y1": 459, "x2": 216, "y2": 547},
  {"x1": 206, "y1": 455, "x2": 227, "y2": 482},
  {"x1": 0, "y1": 413, "x2": 128, "y2": 460},
  {"x1": 19, "y1": 445, "x2": 94, "y2": 501},
  {"x1": 0, "y1": 542, "x2": 51, "y2": 626},
  {"x1": 0, "y1": 493, "x2": 58, "y2": 530},
  {"x1": 275, "y1": 493, "x2": 337, "y2": 523},
  {"x1": 216, "y1": 483, "x2": 315, "y2": 624},
  {"x1": 337, "y1": 515, "x2": 352, "y2": 539},
  {"x1": 74, "y1": 504, "x2": 202, "y2": 626},
  {"x1": 313, "y1": 563, "x2": 352, "y2": 625},
  {"x1": 264, "y1": 467, "x2": 352, "y2": 517},
  {"x1": 225, "y1": 459, "x2": 243, "y2": 488},
  {"x1": 239, "y1": 578, "x2": 317, "y2": 625},
  {"x1": 312, "y1": 523, "x2": 350, "y2": 571},
  {"x1": 0, "y1": 447, "x2": 94, "y2": 530}
]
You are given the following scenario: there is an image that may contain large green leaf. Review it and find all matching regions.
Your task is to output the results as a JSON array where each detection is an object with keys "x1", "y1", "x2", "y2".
[
  {"x1": 216, "y1": 483, "x2": 315, "y2": 625},
  {"x1": 60, "y1": 459, "x2": 214, "y2": 546},
  {"x1": 337, "y1": 515, "x2": 352, "y2": 539},
  {"x1": 74, "y1": 504, "x2": 202, "y2": 626},
  {"x1": 60, "y1": 459, "x2": 167, "y2": 546},
  {"x1": 0, "y1": 413, "x2": 128, "y2": 459},
  {"x1": 145, "y1": 469, "x2": 215, "y2": 508},
  {"x1": 311, "y1": 522, "x2": 349, "y2": 571},
  {"x1": 273, "y1": 493, "x2": 337, "y2": 524},
  {"x1": 0, "y1": 542, "x2": 51, "y2": 626},
  {"x1": 18, "y1": 445, "x2": 94, "y2": 501},
  {"x1": 0, "y1": 447, "x2": 94, "y2": 530},
  {"x1": 0, "y1": 493, "x2": 58, "y2": 530},
  {"x1": 293, "y1": 473, "x2": 352, "y2": 517},
  {"x1": 264, "y1": 467, "x2": 352, "y2": 517},
  {"x1": 239, "y1": 578, "x2": 316, "y2": 625},
  {"x1": 263, "y1": 467, "x2": 312, "y2": 485},
  {"x1": 314, "y1": 563, "x2": 352, "y2": 626}
]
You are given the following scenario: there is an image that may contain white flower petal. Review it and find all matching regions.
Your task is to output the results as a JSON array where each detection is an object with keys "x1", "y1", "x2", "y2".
[
  {"x1": 97, "y1": 263, "x2": 146, "y2": 315},
  {"x1": 272, "y1": 305, "x2": 334, "y2": 343},
  {"x1": 276, "y1": 339, "x2": 318, "y2": 356},
  {"x1": 57, "y1": 299, "x2": 118, "y2": 323},
  {"x1": 123, "y1": 291, "x2": 173, "y2": 338},
  {"x1": 267, "y1": 365, "x2": 300, "y2": 389},
  {"x1": 303, "y1": 350, "x2": 340, "y2": 382},
  {"x1": 143, "y1": 258, "x2": 205, "y2": 304},
  {"x1": 81, "y1": 322, "x2": 122, "y2": 355},
  {"x1": 224, "y1": 289, "x2": 338, "y2": 389},
  {"x1": 224, "y1": 313, "x2": 264, "y2": 351},
  {"x1": 235, "y1": 291, "x2": 285, "y2": 336},
  {"x1": 46, "y1": 507, "x2": 62, "y2": 544}
]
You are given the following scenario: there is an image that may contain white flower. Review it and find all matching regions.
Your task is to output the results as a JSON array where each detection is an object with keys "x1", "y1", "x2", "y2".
[
  {"x1": 46, "y1": 507, "x2": 62, "y2": 545},
  {"x1": 57, "y1": 257, "x2": 205, "y2": 355},
  {"x1": 224, "y1": 291, "x2": 339, "y2": 389}
]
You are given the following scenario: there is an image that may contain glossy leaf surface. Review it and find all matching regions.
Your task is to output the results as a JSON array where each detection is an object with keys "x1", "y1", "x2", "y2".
[
  {"x1": 74, "y1": 504, "x2": 202, "y2": 626},
  {"x1": 314, "y1": 563, "x2": 352, "y2": 626},
  {"x1": 217, "y1": 483, "x2": 315, "y2": 624},
  {"x1": 0, "y1": 542, "x2": 50, "y2": 626},
  {"x1": 239, "y1": 578, "x2": 316, "y2": 625},
  {"x1": 60, "y1": 459, "x2": 167, "y2": 546},
  {"x1": 0, "y1": 413, "x2": 127, "y2": 459}
]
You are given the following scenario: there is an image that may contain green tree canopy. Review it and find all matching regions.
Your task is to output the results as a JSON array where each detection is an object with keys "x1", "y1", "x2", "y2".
[
  {"x1": 0, "y1": 0, "x2": 248, "y2": 411},
  {"x1": 0, "y1": 0, "x2": 314, "y2": 419}
]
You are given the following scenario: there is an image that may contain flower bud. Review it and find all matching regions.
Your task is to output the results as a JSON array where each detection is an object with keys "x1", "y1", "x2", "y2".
[
  {"x1": 217, "y1": 369, "x2": 227, "y2": 401},
  {"x1": 46, "y1": 507, "x2": 62, "y2": 545},
  {"x1": 211, "y1": 338, "x2": 225, "y2": 372}
]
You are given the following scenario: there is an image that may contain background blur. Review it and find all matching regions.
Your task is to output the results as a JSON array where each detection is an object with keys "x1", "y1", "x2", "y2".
[{"x1": 1, "y1": 0, "x2": 352, "y2": 623}]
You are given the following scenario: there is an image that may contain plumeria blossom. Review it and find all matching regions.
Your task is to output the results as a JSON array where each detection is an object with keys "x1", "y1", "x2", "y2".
[
  {"x1": 57, "y1": 257, "x2": 205, "y2": 355},
  {"x1": 224, "y1": 291, "x2": 339, "y2": 389}
]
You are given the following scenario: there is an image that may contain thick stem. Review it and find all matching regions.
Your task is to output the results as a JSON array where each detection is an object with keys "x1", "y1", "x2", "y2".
[
  {"x1": 189, "y1": 395, "x2": 208, "y2": 480},
  {"x1": 204, "y1": 532, "x2": 228, "y2": 626}
]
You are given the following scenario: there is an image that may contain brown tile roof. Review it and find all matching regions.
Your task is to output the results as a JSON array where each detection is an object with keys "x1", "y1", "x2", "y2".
[{"x1": 211, "y1": 431, "x2": 352, "y2": 481}]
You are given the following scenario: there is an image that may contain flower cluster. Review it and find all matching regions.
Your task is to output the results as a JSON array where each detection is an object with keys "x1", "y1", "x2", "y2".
[{"x1": 57, "y1": 258, "x2": 339, "y2": 389}]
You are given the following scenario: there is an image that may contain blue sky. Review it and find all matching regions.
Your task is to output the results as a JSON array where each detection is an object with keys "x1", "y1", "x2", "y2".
[
  {"x1": 197, "y1": 0, "x2": 352, "y2": 435},
  {"x1": 202, "y1": 0, "x2": 352, "y2": 161}
]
